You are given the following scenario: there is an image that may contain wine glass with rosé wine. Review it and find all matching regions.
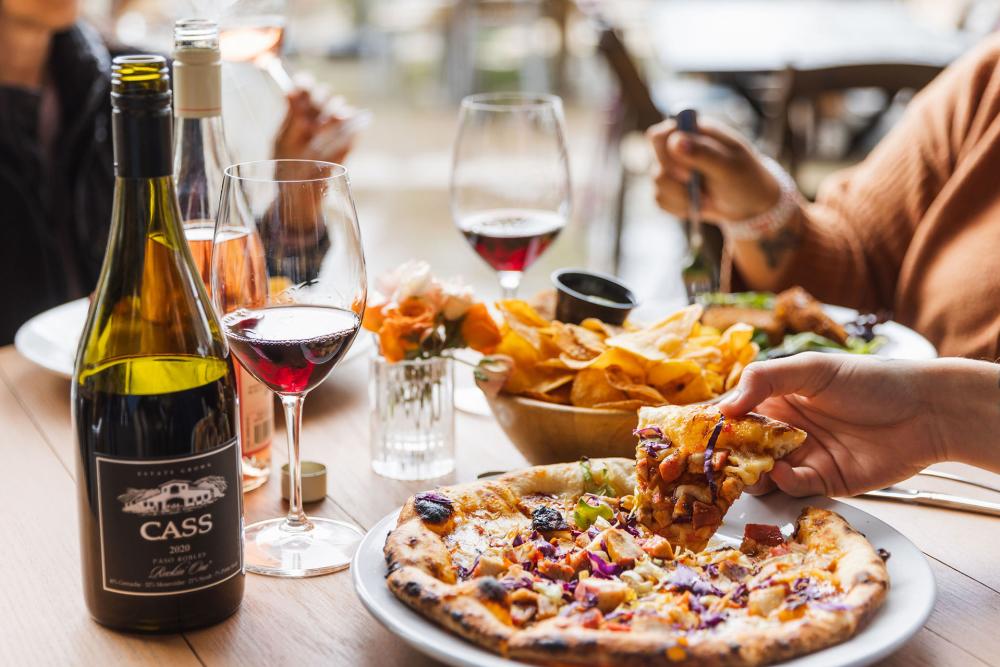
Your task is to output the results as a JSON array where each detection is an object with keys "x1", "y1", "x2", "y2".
[
  {"x1": 213, "y1": 159, "x2": 367, "y2": 577},
  {"x1": 451, "y1": 93, "x2": 572, "y2": 299}
]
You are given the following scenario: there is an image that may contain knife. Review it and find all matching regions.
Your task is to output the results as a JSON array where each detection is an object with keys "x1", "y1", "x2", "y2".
[
  {"x1": 917, "y1": 469, "x2": 1000, "y2": 495},
  {"x1": 862, "y1": 486, "x2": 1000, "y2": 517}
]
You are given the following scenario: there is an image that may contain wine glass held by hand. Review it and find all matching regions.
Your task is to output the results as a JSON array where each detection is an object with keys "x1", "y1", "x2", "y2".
[
  {"x1": 451, "y1": 93, "x2": 571, "y2": 298},
  {"x1": 214, "y1": 159, "x2": 367, "y2": 577}
]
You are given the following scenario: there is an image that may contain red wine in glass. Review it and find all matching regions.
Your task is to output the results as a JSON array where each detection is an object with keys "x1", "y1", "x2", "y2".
[
  {"x1": 458, "y1": 208, "x2": 566, "y2": 272},
  {"x1": 222, "y1": 305, "x2": 360, "y2": 395}
]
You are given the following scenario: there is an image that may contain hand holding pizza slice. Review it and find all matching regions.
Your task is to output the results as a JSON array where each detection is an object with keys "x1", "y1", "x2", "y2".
[{"x1": 634, "y1": 404, "x2": 806, "y2": 552}]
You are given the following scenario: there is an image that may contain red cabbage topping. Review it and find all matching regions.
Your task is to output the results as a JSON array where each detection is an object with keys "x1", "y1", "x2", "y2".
[
  {"x1": 730, "y1": 583, "x2": 749, "y2": 606},
  {"x1": 618, "y1": 514, "x2": 641, "y2": 538},
  {"x1": 785, "y1": 577, "x2": 844, "y2": 611},
  {"x1": 700, "y1": 612, "x2": 726, "y2": 628},
  {"x1": 667, "y1": 564, "x2": 723, "y2": 597},
  {"x1": 633, "y1": 425, "x2": 664, "y2": 440},
  {"x1": 703, "y1": 416, "x2": 725, "y2": 501},
  {"x1": 534, "y1": 539, "x2": 557, "y2": 558},
  {"x1": 414, "y1": 491, "x2": 454, "y2": 524},
  {"x1": 640, "y1": 441, "x2": 669, "y2": 457},
  {"x1": 588, "y1": 552, "x2": 623, "y2": 578},
  {"x1": 586, "y1": 525, "x2": 601, "y2": 540},
  {"x1": 500, "y1": 576, "x2": 534, "y2": 591},
  {"x1": 512, "y1": 534, "x2": 524, "y2": 547},
  {"x1": 704, "y1": 563, "x2": 720, "y2": 577},
  {"x1": 456, "y1": 553, "x2": 481, "y2": 580},
  {"x1": 577, "y1": 589, "x2": 600, "y2": 609},
  {"x1": 878, "y1": 548, "x2": 891, "y2": 562}
]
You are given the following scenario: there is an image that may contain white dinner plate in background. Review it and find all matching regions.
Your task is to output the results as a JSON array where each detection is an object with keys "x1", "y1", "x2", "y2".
[{"x1": 14, "y1": 297, "x2": 372, "y2": 379}]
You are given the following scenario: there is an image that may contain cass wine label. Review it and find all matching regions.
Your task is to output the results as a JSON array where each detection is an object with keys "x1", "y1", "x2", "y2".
[
  {"x1": 73, "y1": 55, "x2": 243, "y2": 631},
  {"x1": 94, "y1": 439, "x2": 242, "y2": 595}
]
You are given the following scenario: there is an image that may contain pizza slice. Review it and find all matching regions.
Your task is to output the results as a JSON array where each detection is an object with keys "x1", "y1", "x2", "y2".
[{"x1": 633, "y1": 404, "x2": 806, "y2": 552}]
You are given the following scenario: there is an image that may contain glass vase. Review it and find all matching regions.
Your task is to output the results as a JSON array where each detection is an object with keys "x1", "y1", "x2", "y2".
[{"x1": 370, "y1": 355, "x2": 455, "y2": 480}]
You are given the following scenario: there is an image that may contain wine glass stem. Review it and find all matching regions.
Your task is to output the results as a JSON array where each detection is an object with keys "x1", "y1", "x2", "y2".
[
  {"x1": 280, "y1": 394, "x2": 309, "y2": 527},
  {"x1": 498, "y1": 270, "x2": 522, "y2": 299}
]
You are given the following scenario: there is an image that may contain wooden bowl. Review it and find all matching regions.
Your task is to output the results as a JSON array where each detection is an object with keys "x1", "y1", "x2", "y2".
[
  {"x1": 484, "y1": 393, "x2": 638, "y2": 465},
  {"x1": 483, "y1": 391, "x2": 733, "y2": 465}
]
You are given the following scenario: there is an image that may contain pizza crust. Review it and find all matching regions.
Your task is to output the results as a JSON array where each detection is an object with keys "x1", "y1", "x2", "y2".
[{"x1": 384, "y1": 460, "x2": 888, "y2": 666}]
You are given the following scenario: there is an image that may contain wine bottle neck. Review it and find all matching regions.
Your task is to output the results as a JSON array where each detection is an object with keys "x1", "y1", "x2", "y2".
[
  {"x1": 174, "y1": 115, "x2": 232, "y2": 223},
  {"x1": 113, "y1": 104, "x2": 173, "y2": 178},
  {"x1": 173, "y1": 44, "x2": 222, "y2": 119}
]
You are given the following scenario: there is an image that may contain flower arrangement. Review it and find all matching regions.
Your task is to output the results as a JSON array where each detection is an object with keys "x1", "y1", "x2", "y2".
[{"x1": 363, "y1": 260, "x2": 502, "y2": 362}]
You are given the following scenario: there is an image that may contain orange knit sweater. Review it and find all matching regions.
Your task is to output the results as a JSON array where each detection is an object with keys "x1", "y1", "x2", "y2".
[{"x1": 738, "y1": 35, "x2": 1000, "y2": 358}]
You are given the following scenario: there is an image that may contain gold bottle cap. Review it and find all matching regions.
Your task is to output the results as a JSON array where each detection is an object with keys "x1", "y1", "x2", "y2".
[{"x1": 280, "y1": 461, "x2": 327, "y2": 503}]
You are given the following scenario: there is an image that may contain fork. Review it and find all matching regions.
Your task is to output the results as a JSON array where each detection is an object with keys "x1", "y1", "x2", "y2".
[{"x1": 676, "y1": 109, "x2": 718, "y2": 302}]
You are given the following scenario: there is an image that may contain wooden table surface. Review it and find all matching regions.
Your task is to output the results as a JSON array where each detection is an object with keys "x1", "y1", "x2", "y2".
[{"x1": 1, "y1": 343, "x2": 998, "y2": 666}]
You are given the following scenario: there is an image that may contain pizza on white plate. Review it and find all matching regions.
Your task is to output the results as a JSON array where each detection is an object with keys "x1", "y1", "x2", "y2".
[{"x1": 384, "y1": 406, "x2": 888, "y2": 666}]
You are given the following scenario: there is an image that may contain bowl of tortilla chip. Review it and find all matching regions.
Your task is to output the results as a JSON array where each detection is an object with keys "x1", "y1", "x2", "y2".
[{"x1": 477, "y1": 300, "x2": 751, "y2": 464}]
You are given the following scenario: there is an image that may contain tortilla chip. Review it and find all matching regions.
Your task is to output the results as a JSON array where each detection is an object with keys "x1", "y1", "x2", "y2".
[
  {"x1": 647, "y1": 359, "x2": 702, "y2": 387},
  {"x1": 605, "y1": 304, "x2": 703, "y2": 361},
  {"x1": 580, "y1": 318, "x2": 624, "y2": 338},
  {"x1": 551, "y1": 322, "x2": 607, "y2": 361},
  {"x1": 603, "y1": 365, "x2": 667, "y2": 405},
  {"x1": 570, "y1": 368, "x2": 627, "y2": 407}
]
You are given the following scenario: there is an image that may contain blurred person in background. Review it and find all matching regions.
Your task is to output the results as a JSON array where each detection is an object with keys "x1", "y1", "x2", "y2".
[
  {"x1": 649, "y1": 36, "x2": 1000, "y2": 359},
  {"x1": 0, "y1": 0, "x2": 353, "y2": 345}
]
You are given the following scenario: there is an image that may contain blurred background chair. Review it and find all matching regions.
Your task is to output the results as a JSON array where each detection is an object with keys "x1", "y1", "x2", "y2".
[{"x1": 767, "y1": 63, "x2": 944, "y2": 196}]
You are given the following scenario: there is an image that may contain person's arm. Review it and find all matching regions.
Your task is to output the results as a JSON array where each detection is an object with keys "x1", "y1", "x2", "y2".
[
  {"x1": 716, "y1": 353, "x2": 1000, "y2": 497},
  {"x1": 649, "y1": 37, "x2": 1000, "y2": 311}
]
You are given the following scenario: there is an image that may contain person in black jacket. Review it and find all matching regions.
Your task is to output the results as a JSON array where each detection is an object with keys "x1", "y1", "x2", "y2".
[{"x1": 0, "y1": 1, "x2": 353, "y2": 345}]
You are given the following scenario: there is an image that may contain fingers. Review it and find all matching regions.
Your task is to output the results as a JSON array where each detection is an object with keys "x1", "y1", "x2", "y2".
[
  {"x1": 719, "y1": 352, "x2": 841, "y2": 416},
  {"x1": 665, "y1": 131, "x2": 742, "y2": 179},
  {"x1": 768, "y1": 461, "x2": 828, "y2": 497},
  {"x1": 646, "y1": 118, "x2": 676, "y2": 170},
  {"x1": 745, "y1": 473, "x2": 777, "y2": 496},
  {"x1": 652, "y1": 169, "x2": 690, "y2": 217}
]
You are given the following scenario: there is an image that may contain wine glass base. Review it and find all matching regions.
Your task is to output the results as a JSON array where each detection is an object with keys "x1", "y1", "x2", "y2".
[{"x1": 244, "y1": 516, "x2": 363, "y2": 577}]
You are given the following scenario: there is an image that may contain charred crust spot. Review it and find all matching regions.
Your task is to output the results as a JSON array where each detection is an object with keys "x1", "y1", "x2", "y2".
[
  {"x1": 385, "y1": 561, "x2": 401, "y2": 577},
  {"x1": 414, "y1": 493, "x2": 454, "y2": 524},
  {"x1": 477, "y1": 577, "x2": 508, "y2": 603},
  {"x1": 407, "y1": 536, "x2": 419, "y2": 547},
  {"x1": 536, "y1": 638, "x2": 570, "y2": 653},
  {"x1": 403, "y1": 581, "x2": 421, "y2": 597},
  {"x1": 531, "y1": 505, "x2": 569, "y2": 532}
]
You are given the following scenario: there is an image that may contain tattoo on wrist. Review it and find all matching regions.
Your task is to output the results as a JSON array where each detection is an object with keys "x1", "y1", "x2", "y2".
[{"x1": 756, "y1": 226, "x2": 800, "y2": 269}]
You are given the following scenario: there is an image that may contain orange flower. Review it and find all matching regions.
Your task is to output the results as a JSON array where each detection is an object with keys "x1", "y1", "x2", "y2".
[
  {"x1": 374, "y1": 297, "x2": 438, "y2": 362},
  {"x1": 362, "y1": 302, "x2": 386, "y2": 332},
  {"x1": 460, "y1": 303, "x2": 501, "y2": 354}
]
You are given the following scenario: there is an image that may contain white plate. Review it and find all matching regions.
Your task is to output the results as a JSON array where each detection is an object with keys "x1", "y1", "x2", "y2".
[
  {"x1": 631, "y1": 300, "x2": 937, "y2": 361},
  {"x1": 823, "y1": 305, "x2": 936, "y2": 361},
  {"x1": 14, "y1": 297, "x2": 372, "y2": 379},
  {"x1": 354, "y1": 494, "x2": 935, "y2": 667}
]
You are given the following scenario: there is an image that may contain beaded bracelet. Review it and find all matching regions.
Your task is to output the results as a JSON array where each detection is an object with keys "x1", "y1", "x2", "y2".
[{"x1": 718, "y1": 157, "x2": 801, "y2": 241}]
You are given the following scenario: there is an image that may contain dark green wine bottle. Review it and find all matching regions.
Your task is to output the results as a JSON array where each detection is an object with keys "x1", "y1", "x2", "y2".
[{"x1": 72, "y1": 55, "x2": 244, "y2": 633}]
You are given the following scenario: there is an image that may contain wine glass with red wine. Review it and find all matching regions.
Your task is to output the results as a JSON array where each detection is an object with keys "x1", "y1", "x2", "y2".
[
  {"x1": 451, "y1": 93, "x2": 571, "y2": 298},
  {"x1": 213, "y1": 159, "x2": 366, "y2": 577}
]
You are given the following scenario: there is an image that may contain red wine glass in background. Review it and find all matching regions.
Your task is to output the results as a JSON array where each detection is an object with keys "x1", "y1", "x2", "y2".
[
  {"x1": 213, "y1": 159, "x2": 367, "y2": 577},
  {"x1": 451, "y1": 93, "x2": 571, "y2": 299}
]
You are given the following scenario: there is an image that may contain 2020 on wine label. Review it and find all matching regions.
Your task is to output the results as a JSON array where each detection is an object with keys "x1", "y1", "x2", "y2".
[{"x1": 93, "y1": 439, "x2": 243, "y2": 596}]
